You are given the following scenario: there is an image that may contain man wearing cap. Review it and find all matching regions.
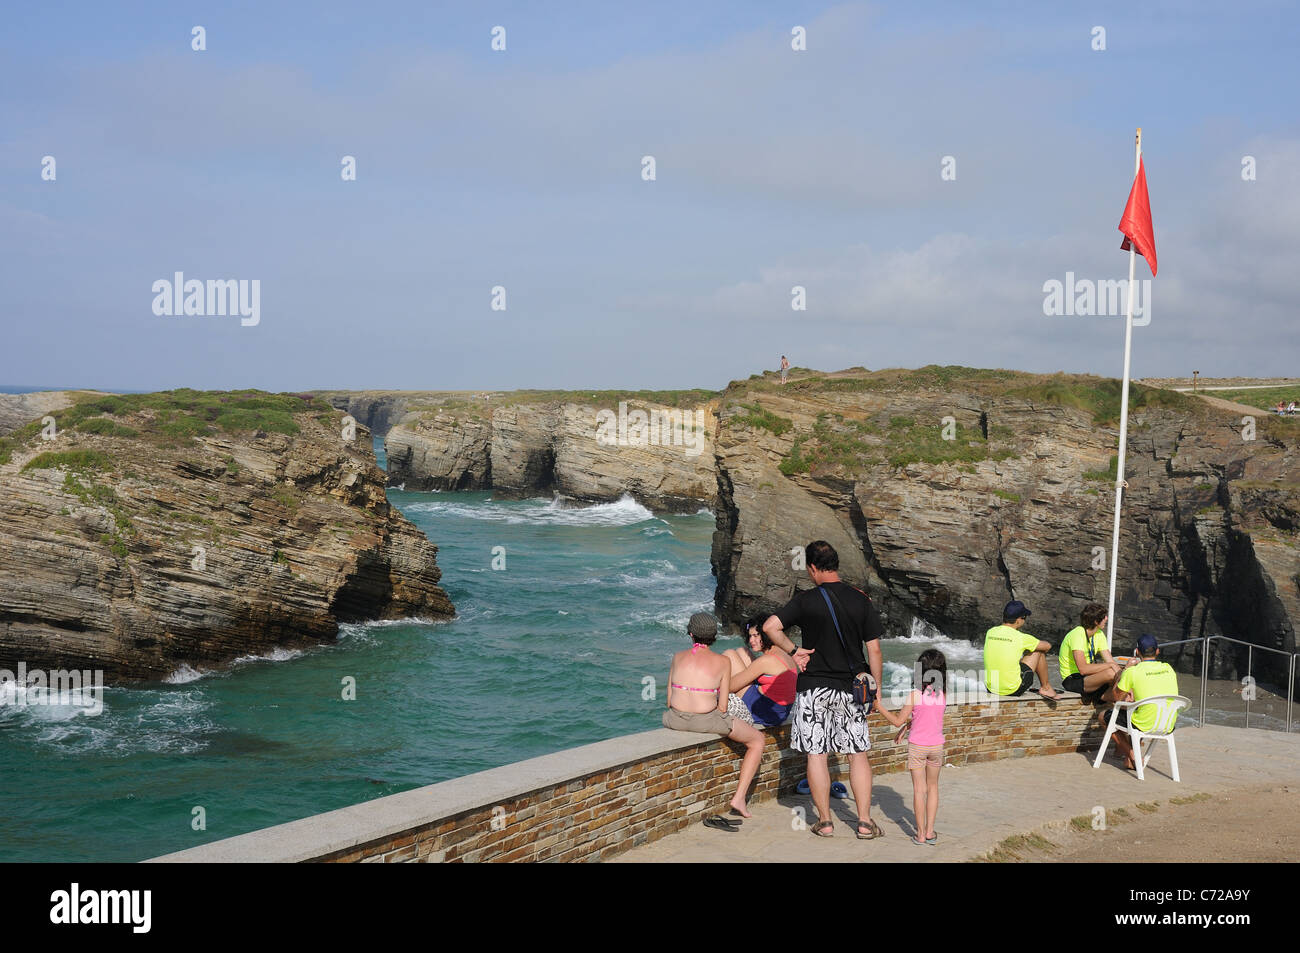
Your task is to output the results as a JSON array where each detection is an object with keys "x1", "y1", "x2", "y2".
[
  {"x1": 1102, "y1": 634, "x2": 1179, "y2": 770},
  {"x1": 663, "y1": 612, "x2": 767, "y2": 823},
  {"x1": 983, "y1": 600, "x2": 1058, "y2": 699}
]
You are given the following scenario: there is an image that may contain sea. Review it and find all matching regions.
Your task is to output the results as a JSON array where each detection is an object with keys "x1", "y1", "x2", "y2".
[{"x1": 0, "y1": 437, "x2": 1270, "y2": 862}]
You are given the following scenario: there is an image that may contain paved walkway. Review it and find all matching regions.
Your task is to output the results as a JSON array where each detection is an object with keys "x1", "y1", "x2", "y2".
[{"x1": 612, "y1": 725, "x2": 1300, "y2": 863}]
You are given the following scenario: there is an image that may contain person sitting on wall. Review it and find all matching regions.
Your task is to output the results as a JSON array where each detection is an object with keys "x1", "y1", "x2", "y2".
[
  {"x1": 663, "y1": 612, "x2": 767, "y2": 827},
  {"x1": 983, "y1": 600, "x2": 1058, "y2": 699},
  {"x1": 722, "y1": 615, "x2": 799, "y2": 730},
  {"x1": 1059, "y1": 602, "x2": 1122, "y2": 700},
  {"x1": 1101, "y1": 633, "x2": 1180, "y2": 771}
]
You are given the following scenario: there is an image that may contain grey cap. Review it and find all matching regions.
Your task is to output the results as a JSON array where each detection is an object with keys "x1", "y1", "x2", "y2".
[{"x1": 687, "y1": 612, "x2": 718, "y2": 639}]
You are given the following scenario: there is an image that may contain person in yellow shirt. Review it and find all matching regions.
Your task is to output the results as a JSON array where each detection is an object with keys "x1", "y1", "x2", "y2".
[
  {"x1": 983, "y1": 601, "x2": 1058, "y2": 699},
  {"x1": 1103, "y1": 634, "x2": 1180, "y2": 770},
  {"x1": 1059, "y1": 602, "x2": 1122, "y2": 699}
]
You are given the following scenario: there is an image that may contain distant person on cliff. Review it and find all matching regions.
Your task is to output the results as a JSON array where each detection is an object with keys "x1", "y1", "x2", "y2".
[
  {"x1": 722, "y1": 616, "x2": 799, "y2": 729},
  {"x1": 780, "y1": 355, "x2": 790, "y2": 385},
  {"x1": 1058, "y1": 602, "x2": 1121, "y2": 700},
  {"x1": 663, "y1": 612, "x2": 767, "y2": 826},
  {"x1": 1102, "y1": 634, "x2": 1179, "y2": 771},
  {"x1": 983, "y1": 601, "x2": 1059, "y2": 699},
  {"x1": 762, "y1": 541, "x2": 886, "y2": 840}
]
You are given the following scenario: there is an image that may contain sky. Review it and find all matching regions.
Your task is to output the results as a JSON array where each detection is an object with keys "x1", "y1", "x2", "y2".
[{"x1": 1, "y1": 0, "x2": 1297, "y2": 392}]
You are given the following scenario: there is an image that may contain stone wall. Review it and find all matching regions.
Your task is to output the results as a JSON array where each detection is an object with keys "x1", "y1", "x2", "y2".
[{"x1": 148, "y1": 692, "x2": 1103, "y2": 864}]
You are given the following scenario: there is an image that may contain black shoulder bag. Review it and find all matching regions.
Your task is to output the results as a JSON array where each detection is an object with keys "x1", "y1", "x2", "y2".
[{"x1": 816, "y1": 584, "x2": 877, "y2": 711}]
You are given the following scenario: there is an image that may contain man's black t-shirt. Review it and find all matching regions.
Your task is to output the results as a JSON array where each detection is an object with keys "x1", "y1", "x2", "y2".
[{"x1": 775, "y1": 581, "x2": 883, "y2": 693}]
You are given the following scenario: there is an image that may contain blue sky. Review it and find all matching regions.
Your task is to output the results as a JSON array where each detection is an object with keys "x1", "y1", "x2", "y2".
[{"x1": 2, "y1": 1, "x2": 1296, "y2": 391}]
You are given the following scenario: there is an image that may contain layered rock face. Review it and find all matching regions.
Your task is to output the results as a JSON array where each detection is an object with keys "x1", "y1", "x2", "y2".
[
  {"x1": 315, "y1": 391, "x2": 412, "y2": 436},
  {"x1": 386, "y1": 400, "x2": 718, "y2": 512},
  {"x1": 0, "y1": 392, "x2": 453, "y2": 682},
  {"x1": 710, "y1": 369, "x2": 1299, "y2": 679}
]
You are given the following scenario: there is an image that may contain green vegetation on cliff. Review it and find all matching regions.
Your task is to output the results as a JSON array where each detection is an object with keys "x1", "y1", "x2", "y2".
[
  {"x1": 1007, "y1": 378, "x2": 1190, "y2": 426},
  {"x1": 733, "y1": 402, "x2": 793, "y2": 436},
  {"x1": 1207, "y1": 385, "x2": 1300, "y2": 412},
  {"x1": 1, "y1": 391, "x2": 335, "y2": 464}
]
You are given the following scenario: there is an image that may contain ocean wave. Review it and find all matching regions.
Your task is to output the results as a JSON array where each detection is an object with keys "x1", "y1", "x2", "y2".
[
  {"x1": 164, "y1": 664, "x2": 204, "y2": 684},
  {"x1": 403, "y1": 494, "x2": 656, "y2": 527},
  {"x1": 887, "y1": 617, "x2": 983, "y2": 660},
  {"x1": 231, "y1": 647, "x2": 307, "y2": 667}
]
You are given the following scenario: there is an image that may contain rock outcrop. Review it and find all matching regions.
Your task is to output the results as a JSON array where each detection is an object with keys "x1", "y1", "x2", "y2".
[
  {"x1": 314, "y1": 391, "x2": 413, "y2": 437},
  {"x1": 0, "y1": 390, "x2": 453, "y2": 682},
  {"x1": 710, "y1": 368, "x2": 1299, "y2": 681},
  {"x1": 385, "y1": 396, "x2": 718, "y2": 512}
]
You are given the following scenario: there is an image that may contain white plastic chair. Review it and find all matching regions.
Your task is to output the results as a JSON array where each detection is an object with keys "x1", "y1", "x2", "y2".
[{"x1": 1092, "y1": 694, "x2": 1191, "y2": 781}]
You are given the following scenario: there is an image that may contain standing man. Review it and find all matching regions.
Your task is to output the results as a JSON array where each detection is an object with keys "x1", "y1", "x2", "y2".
[
  {"x1": 763, "y1": 541, "x2": 885, "y2": 839},
  {"x1": 983, "y1": 601, "x2": 1059, "y2": 699},
  {"x1": 780, "y1": 355, "x2": 790, "y2": 385}
]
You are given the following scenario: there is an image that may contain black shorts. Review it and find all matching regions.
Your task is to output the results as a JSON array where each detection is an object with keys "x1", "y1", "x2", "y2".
[
  {"x1": 1062, "y1": 673, "x2": 1086, "y2": 696},
  {"x1": 1113, "y1": 707, "x2": 1130, "y2": 729},
  {"x1": 1009, "y1": 662, "x2": 1035, "y2": 697}
]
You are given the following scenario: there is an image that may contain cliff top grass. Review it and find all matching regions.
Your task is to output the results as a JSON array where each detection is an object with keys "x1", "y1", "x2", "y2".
[
  {"x1": 396, "y1": 388, "x2": 721, "y2": 419},
  {"x1": 1207, "y1": 385, "x2": 1300, "y2": 413},
  {"x1": 778, "y1": 412, "x2": 1015, "y2": 477},
  {"x1": 1, "y1": 390, "x2": 338, "y2": 465},
  {"x1": 729, "y1": 365, "x2": 1197, "y2": 426}
]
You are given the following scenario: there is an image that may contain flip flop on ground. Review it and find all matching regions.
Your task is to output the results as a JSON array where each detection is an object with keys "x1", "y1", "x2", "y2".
[{"x1": 703, "y1": 815, "x2": 740, "y2": 832}]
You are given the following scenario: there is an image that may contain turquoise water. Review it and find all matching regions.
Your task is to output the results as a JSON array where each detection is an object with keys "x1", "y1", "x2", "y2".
[{"x1": 0, "y1": 439, "x2": 985, "y2": 862}]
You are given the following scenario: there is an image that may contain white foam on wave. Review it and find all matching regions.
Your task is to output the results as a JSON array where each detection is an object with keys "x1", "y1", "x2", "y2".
[
  {"x1": 232, "y1": 647, "x2": 306, "y2": 666},
  {"x1": 888, "y1": 617, "x2": 984, "y2": 661},
  {"x1": 338, "y1": 615, "x2": 448, "y2": 645},
  {"x1": 0, "y1": 682, "x2": 105, "y2": 722},
  {"x1": 404, "y1": 493, "x2": 656, "y2": 528},
  {"x1": 164, "y1": 664, "x2": 205, "y2": 684}
]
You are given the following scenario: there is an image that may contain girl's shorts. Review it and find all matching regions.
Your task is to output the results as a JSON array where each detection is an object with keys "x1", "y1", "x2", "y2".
[{"x1": 907, "y1": 743, "x2": 944, "y2": 769}]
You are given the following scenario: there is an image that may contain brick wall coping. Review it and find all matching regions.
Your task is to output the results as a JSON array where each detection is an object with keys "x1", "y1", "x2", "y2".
[{"x1": 146, "y1": 688, "x2": 1077, "y2": 863}]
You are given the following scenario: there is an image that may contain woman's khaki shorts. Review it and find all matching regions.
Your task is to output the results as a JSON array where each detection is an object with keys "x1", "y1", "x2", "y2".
[
  {"x1": 663, "y1": 707, "x2": 733, "y2": 735},
  {"x1": 907, "y1": 743, "x2": 945, "y2": 769}
]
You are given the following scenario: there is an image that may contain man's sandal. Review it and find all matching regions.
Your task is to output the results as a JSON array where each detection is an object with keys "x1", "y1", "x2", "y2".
[
  {"x1": 856, "y1": 818, "x2": 883, "y2": 840},
  {"x1": 811, "y1": 820, "x2": 834, "y2": 837}
]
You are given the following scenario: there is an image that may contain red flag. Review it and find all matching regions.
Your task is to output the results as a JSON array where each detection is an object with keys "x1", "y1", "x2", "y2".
[{"x1": 1118, "y1": 157, "x2": 1157, "y2": 276}]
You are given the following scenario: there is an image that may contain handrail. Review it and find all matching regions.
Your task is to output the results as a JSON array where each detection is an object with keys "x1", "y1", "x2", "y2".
[{"x1": 1126, "y1": 635, "x2": 1297, "y2": 732}]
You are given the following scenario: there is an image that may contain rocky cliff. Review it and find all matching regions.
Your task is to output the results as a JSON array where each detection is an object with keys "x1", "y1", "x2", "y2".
[
  {"x1": 383, "y1": 391, "x2": 719, "y2": 512},
  {"x1": 710, "y1": 368, "x2": 1299, "y2": 680},
  {"x1": 0, "y1": 390, "x2": 453, "y2": 682}
]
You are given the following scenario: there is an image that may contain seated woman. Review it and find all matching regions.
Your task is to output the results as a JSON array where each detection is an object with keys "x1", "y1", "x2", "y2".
[
  {"x1": 664, "y1": 613, "x2": 766, "y2": 822},
  {"x1": 723, "y1": 615, "x2": 799, "y2": 729}
]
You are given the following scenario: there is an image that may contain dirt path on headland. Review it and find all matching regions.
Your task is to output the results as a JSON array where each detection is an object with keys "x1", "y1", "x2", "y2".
[{"x1": 977, "y1": 783, "x2": 1300, "y2": 862}]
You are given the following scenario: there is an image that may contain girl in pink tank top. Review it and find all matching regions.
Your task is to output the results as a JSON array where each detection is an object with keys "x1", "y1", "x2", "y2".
[{"x1": 879, "y1": 649, "x2": 947, "y2": 846}]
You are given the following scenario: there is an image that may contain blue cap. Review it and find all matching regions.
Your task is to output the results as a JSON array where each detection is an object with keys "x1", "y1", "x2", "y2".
[
  {"x1": 1136, "y1": 633, "x2": 1159, "y2": 654},
  {"x1": 1003, "y1": 600, "x2": 1031, "y2": 621}
]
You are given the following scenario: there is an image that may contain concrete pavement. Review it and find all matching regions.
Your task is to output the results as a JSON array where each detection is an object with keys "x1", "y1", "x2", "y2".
[{"x1": 611, "y1": 725, "x2": 1300, "y2": 863}]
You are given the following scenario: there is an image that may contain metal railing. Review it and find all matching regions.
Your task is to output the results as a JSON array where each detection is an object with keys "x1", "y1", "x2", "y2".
[{"x1": 1151, "y1": 635, "x2": 1296, "y2": 733}]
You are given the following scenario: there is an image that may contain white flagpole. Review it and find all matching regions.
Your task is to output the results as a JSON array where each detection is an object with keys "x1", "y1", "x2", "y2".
[{"x1": 1106, "y1": 127, "x2": 1142, "y2": 639}]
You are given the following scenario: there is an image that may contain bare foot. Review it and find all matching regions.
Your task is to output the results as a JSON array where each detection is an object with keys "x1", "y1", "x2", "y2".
[{"x1": 728, "y1": 798, "x2": 752, "y2": 818}]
